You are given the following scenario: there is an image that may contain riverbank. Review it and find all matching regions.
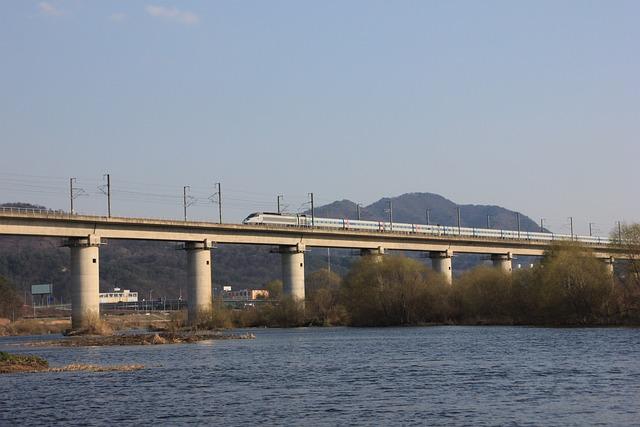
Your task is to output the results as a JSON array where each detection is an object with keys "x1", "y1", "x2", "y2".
[
  {"x1": 2, "y1": 311, "x2": 639, "y2": 339},
  {"x1": 0, "y1": 312, "x2": 181, "y2": 337},
  {"x1": 0, "y1": 351, "x2": 145, "y2": 374}
]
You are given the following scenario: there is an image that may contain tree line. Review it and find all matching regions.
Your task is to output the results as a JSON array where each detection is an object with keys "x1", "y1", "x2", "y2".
[{"x1": 202, "y1": 231, "x2": 640, "y2": 328}]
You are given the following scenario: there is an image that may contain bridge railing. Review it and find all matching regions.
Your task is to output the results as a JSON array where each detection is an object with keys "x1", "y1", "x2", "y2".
[
  {"x1": 0, "y1": 206, "x2": 72, "y2": 217},
  {"x1": 0, "y1": 206, "x2": 208, "y2": 223}
]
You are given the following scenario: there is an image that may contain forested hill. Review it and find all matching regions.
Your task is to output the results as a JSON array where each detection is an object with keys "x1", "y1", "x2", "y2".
[
  {"x1": 0, "y1": 194, "x2": 541, "y2": 301},
  {"x1": 310, "y1": 192, "x2": 543, "y2": 231}
]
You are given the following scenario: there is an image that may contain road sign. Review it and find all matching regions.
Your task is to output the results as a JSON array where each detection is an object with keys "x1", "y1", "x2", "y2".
[{"x1": 31, "y1": 284, "x2": 53, "y2": 295}]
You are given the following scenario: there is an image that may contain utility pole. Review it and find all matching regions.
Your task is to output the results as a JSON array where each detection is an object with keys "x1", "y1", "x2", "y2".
[
  {"x1": 106, "y1": 174, "x2": 111, "y2": 218},
  {"x1": 426, "y1": 209, "x2": 431, "y2": 225},
  {"x1": 356, "y1": 204, "x2": 361, "y2": 221},
  {"x1": 216, "y1": 182, "x2": 222, "y2": 224},
  {"x1": 540, "y1": 218, "x2": 545, "y2": 232},
  {"x1": 457, "y1": 207, "x2": 461, "y2": 235},
  {"x1": 487, "y1": 215, "x2": 491, "y2": 229},
  {"x1": 309, "y1": 193, "x2": 314, "y2": 227},
  {"x1": 277, "y1": 195, "x2": 283, "y2": 214},
  {"x1": 69, "y1": 178, "x2": 75, "y2": 214},
  {"x1": 98, "y1": 174, "x2": 112, "y2": 217},
  {"x1": 568, "y1": 216, "x2": 574, "y2": 239},
  {"x1": 516, "y1": 212, "x2": 521, "y2": 238},
  {"x1": 618, "y1": 221, "x2": 622, "y2": 242},
  {"x1": 589, "y1": 222, "x2": 594, "y2": 237},
  {"x1": 388, "y1": 200, "x2": 393, "y2": 231},
  {"x1": 183, "y1": 186, "x2": 190, "y2": 221},
  {"x1": 327, "y1": 248, "x2": 331, "y2": 273},
  {"x1": 69, "y1": 177, "x2": 87, "y2": 215}
]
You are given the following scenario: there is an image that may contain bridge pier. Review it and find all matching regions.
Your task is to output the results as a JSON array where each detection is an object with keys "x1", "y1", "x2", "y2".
[
  {"x1": 185, "y1": 240, "x2": 213, "y2": 325},
  {"x1": 491, "y1": 253, "x2": 513, "y2": 273},
  {"x1": 65, "y1": 235, "x2": 101, "y2": 330},
  {"x1": 280, "y1": 244, "x2": 305, "y2": 300},
  {"x1": 360, "y1": 246, "x2": 385, "y2": 262},
  {"x1": 430, "y1": 250, "x2": 453, "y2": 285}
]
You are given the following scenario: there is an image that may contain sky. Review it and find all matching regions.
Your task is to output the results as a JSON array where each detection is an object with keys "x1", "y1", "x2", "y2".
[{"x1": 0, "y1": 1, "x2": 638, "y2": 236}]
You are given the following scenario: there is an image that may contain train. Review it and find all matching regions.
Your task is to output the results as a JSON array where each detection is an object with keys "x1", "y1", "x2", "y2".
[{"x1": 242, "y1": 212, "x2": 612, "y2": 245}]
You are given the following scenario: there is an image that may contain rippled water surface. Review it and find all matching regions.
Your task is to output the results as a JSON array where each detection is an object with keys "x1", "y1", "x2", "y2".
[{"x1": 1, "y1": 327, "x2": 639, "y2": 426}]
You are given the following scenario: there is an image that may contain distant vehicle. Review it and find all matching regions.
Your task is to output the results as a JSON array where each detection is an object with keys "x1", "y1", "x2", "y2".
[{"x1": 242, "y1": 212, "x2": 611, "y2": 245}]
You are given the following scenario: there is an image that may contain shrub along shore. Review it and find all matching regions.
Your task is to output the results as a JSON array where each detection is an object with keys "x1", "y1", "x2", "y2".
[{"x1": 199, "y1": 243, "x2": 640, "y2": 328}]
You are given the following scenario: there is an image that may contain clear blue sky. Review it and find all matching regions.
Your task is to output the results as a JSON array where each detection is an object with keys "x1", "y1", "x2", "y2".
[{"x1": 0, "y1": 1, "x2": 638, "y2": 235}]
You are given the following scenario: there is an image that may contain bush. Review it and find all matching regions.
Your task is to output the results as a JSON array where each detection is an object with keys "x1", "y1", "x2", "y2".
[
  {"x1": 305, "y1": 269, "x2": 348, "y2": 326},
  {"x1": 196, "y1": 297, "x2": 233, "y2": 329},
  {"x1": 167, "y1": 310, "x2": 186, "y2": 332},
  {"x1": 265, "y1": 296, "x2": 306, "y2": 327},
  {"x1": 510, "y1": 268, "x2": 542, "y2": 323},
  {"x1": 535, "y1": 243, "x2": 613, "y2": 324},
  {"x1": 341, "y1": 256, "x2": 449, "y2": 326},
  {"x1": 338, "y1": 247, "x2": 621, "y2": 326},
  {"x1": 614, "y1": 223, "x2": 640, "y2": 321},
  {"x1": 452, "y1": 267, "x2": 512, "y2": 323}
]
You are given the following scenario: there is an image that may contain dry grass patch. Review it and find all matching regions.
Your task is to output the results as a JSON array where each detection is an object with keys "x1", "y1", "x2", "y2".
[
  {"x1": 1, "y1": 351, "x2": 145, "y2": 374},
  {"x1": 0, "y1": 319, "x2": 70, "y2": 336}
]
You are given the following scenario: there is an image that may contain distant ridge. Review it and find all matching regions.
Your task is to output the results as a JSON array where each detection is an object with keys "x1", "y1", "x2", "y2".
[{"x1": 308, "y1": 192, "x2": 544, "y2": 232}]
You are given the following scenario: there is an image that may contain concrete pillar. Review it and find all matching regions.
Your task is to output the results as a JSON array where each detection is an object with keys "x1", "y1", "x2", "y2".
[
  {"x1": 603, "y1": 257, "x2": 615, "y2": 277},
  {"x1": 66, "y1": 235, "x2": 101, "y2": 330},
  {"x1": 430, "y1": 250, "x2": 453, "y2": 285},
  {"x1": 491, "y1": 253, "x2": 513, "y2": 273},
  {"x1": 360, "y1": 246, "x2": 385, "y2": 263},
  {"x1": 280, "y1": 244, "x2": 305, "y2": 300},
  {"x1": 185, "y1": 240, "x2": 213, "y2": 324}
]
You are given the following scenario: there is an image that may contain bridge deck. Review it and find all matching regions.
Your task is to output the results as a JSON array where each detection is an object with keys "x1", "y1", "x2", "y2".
[{"x1": 0, "y1": 210, "x2": 623, "y2": 258}]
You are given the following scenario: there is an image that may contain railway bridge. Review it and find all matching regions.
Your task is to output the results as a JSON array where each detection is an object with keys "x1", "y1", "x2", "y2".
[{"x1": 0, "y1": 209, "x2": 625, "y2": 328}]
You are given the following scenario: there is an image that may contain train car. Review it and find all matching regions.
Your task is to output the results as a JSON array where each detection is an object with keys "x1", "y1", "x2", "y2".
[
  {"x1": 241, "y1": 212, "x2": 610, "y2": 245},
  {"x1": 243, "y1": 212, "x2": 304, "y2": 226}
]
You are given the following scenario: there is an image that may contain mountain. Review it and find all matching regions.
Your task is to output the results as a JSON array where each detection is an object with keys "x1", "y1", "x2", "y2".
[
  {"x1": 0, "y1": 193, "x2": 541, "y2": 301},
  {"x1": 310, "y1": 192, "x2": 543, "y2": 232}
]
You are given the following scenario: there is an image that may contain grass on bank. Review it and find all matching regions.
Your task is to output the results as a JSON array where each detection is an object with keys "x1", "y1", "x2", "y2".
[
  {"x1": 0, "y1": 351, "x2": 48, "y2": 373},
  {"x1": 0, "y1": 351, "x2": 144, "y2": 374},
  {"x1": 0, "y1": 318, "x2": 70, "y2": 336}
]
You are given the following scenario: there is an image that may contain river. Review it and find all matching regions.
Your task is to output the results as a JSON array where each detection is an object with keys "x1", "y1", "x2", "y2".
[{"x1": 1, "y1": 326, "x2": 639, "y2": 426}]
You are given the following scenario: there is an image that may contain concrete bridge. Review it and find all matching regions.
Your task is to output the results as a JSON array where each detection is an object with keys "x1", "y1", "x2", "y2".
[{"x1": 0, "y1": 209, "x2": 624, "y2": 328}]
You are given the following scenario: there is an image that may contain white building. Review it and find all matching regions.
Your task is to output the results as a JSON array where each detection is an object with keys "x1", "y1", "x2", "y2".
[{"x1": 99, "y1": 288, "x2": 139, "y2": 304}]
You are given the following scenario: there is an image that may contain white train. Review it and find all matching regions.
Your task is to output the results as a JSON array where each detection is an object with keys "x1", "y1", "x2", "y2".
[{"x1": 242, "y1": 212, "x2": 612, "y2": 245}]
